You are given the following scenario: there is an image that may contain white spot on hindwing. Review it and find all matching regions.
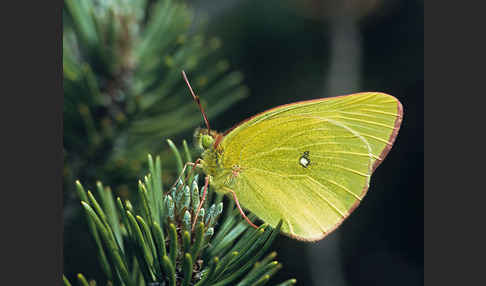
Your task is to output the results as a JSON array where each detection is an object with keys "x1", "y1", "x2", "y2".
[
  {"x1": 299, "y1": 151, "x2": 311, "y2": 168},
  {"x1": 300, "y1": 157, "x2": 309, "y2": 167}
]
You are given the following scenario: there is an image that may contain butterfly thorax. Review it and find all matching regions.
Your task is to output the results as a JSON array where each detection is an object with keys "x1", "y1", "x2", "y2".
[
  {"x1": 200, "y1": 147, "x2": 223, "y2": 177},
  {"x1": 195, "y1": 128, "x2": 239, "y2": 191}
]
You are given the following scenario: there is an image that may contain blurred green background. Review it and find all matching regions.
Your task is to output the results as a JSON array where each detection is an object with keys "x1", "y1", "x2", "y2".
[{"x1": 64, "y1": 0, "x2": 423, "y2": 285}]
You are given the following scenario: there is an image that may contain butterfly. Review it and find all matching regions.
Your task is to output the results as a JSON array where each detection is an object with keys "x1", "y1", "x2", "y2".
[{"x1": 177, "y1": 71, "x2": 403, "y2": 241}]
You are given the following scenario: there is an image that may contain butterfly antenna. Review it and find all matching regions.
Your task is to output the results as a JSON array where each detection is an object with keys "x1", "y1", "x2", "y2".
[{"x1": 182, "y1": 70, "x2": 211, "y2": 133}]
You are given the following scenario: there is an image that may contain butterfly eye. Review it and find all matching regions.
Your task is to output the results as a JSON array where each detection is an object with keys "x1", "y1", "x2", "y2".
[{"x1": 201, "y1": 134, "x2": 215, "y2": 149}]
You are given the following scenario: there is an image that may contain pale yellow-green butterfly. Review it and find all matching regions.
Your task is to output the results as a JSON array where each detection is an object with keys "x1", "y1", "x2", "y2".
[{"x1": 178, "y1": 71, "x2": 403, "y2": 241}]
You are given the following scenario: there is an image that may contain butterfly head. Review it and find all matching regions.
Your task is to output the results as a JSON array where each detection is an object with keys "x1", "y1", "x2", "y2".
[{"x1": 194, "y1": 128, "x2": 224, "y2": 152}]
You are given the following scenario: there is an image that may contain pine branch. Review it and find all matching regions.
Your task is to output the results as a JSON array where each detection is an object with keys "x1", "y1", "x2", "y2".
[
  {"x1": 63, "y1": 0, "x2": 249, "y2": 199},
  {"x1": 64, "y1": 142, "x2": 296, "y2": 286}
]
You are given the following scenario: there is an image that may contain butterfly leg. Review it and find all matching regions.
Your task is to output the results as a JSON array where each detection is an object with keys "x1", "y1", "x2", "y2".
[
  {"x1": 225, "y1": 187, "x2": 258, "y2": 229},
  {"x1": 192, "y1": 175, "x2": 210, "y2": 230},
  {"x1": 169, "y1": 158, "x2": 202, "y2": 193}
]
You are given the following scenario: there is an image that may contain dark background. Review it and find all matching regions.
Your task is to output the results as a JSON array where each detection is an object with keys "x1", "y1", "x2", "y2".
[{"x1": 193, "y1": 0, "x2": 423, "y2": 285}]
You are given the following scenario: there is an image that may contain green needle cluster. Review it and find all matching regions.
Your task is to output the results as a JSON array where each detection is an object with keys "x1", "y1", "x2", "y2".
[{"x1": 64, "y1": 142, "x2": 296, "y2": 286}]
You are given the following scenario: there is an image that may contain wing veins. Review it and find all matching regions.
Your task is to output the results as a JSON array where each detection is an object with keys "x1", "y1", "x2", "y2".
[
  {"x1": 310, "y1": 151, "x2": 379, "y2": 159},
  {"x1": 245, "y1": 168, "x2": 361, "y2": 210},
  {"x1": 317, "y1": 177, "x2": 362, "y2": 201},
  {"x1": 359, "y1": 133, "x2": 393, "y2": 145},
  {"x1": 360, "y1": 108, "x2": 403, "y2": 117},
  {"x1": 244, "y1": 174, "x2": 297, "y2": 232},
  {"x1": 327, "y1": 115, "x2": 395, "y2": 129},
  {"x1": 321, "y1": 93, "x2": 376, "y2": 109},
  {"x1": 332, "y1": 165, "x2": 371, "y2": 177},
  {"x1": 238, "y1": 116, "x2": 316, "y2": 162},
  {"x1": 279, "y1": 175, "x2": 330, "y2": 232},
  {"x1": 301, "y1": 176, "x2": 347, "y2": 218},
  {"x1": 246, "y1": 169, "x2": 347, "y2": 220},
  {"x1": 243, "y1": 147, "x2": 297, "y2": 162},
  {"x1": 273, "y1": 127, "x2": 353, "y2": 149}
]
